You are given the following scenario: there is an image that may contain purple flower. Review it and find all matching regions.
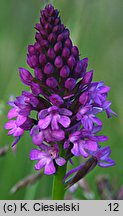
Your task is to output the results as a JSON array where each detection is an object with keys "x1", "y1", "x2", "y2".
[
  {"x1": 65, "y1": 131, "x2": 98, "y2": 158},
  {"x1": 7, "y1": 101, "x2": 20, "y2": 119},
  {"x1": 4, "y1": 116, "x2": 26, "y2": 137},
  {"x1": 38, "y1": 106, "x2": 72, "y2": 131},
  {"x1": 5, "y1": 4, "x2": 116, "y2": 178},
  {"x1": 5, "y1": 97, "x2": 35, "y2": 144},
  {"x1": 89, "y1": 82, "x2": 110, "y2": 106},
  {"x1": 8, "y1": 91, "x2": 40, "y2": 118},
  {"x1": 30, "y1": 106, "x2": 72, "y2": 145},
  {"x1": 30, "y1": 144, "x2": 66, "y2": 175},
  {"x1": 76, "y1": 105, "x2": 102, "y2": 131},
  {"x1": 102, "y1": 100, "x2": 117, "y2": 118},
  {"x1": 93, "y1": 146, "x2": 115, "y2": 167},
  {"x1": 80, "y1": 126, "x2": 108, "y2": 142},
  {"x1": 64, "y1": 146, "x2": 115, "y2": 188},
  {"x1": 30, "y1": 125, "x2": 65, "y2": 145}
]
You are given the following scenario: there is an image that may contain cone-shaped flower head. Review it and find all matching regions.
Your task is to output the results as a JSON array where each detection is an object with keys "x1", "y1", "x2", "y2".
[{"x1": 5, "y1": 4, "x2": 116, "y2": 177}]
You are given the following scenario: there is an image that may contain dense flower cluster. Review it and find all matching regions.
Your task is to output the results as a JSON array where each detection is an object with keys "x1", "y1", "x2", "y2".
[{"x1": 5, "y1": 4, "x2": 116, "y2": 177}]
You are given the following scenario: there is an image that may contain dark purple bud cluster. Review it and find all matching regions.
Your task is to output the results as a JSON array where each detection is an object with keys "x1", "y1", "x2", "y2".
[{"x1": 26, "y1": 4, "x2": 89, "y2": 98}]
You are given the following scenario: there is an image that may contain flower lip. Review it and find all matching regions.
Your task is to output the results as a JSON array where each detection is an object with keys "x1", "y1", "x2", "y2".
[{"x1": 30, "y1": 144, "x2": 66, "y2": 174}]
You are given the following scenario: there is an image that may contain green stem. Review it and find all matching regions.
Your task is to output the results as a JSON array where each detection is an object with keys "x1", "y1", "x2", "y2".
[
  {"x1": 52, "y1": 145, "x2": 67, "y2": 200},
  {"x1": 52, "y1": 162, "x2": 67, "y2": 200}
]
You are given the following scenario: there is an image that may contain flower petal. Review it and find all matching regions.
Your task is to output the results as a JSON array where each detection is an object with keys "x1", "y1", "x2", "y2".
[
  {"x1": 44, "y1": 160, "x2": 56, "y2": 175},
  {"x1": 16, "y1": 115, "x2": 27, "y2": 126},
  {"x1": 19, "y1": 108, "x2": 31, "y2": 117},
  {"x1": 8, "y1": 108, "x2": 18, "y2": 119},
  {"x1": 98, "y1": 160, "x2": 115, "y2": 168},
  {"x1": 79, "y1": 105, "x2": 91, "y2": 115},
  {"x1": 30, "y1": 149, "x2": 43, "y2": 160},
  {"x1": 58, "y1": 116, "x2": 71, "y2": 128},
  {"x1": 91, "y1": 116, "x2": 102, "y2": 126},
  {"x1": 79, "y1": 144, "x2": 88, "y2": 158},
  {"x1": 51, "y1": 114, "x2": 60, "y2": 130},
  {"x1": 4, "y1": 120, "x2": 15, "y2": 129},
  {"x1": 83, "y1": 140, "x2": 98, "y2": 151},
  {"x1": 13, "y1": 127, "x2": 24, "y2": 137},
  {"x1": 30, "y1": 125, "x2": 39, "y2": 136},
  {"x1": 99, "y1": 86, "x2": 110, "y2": 94},
  {"x1": 8, "y1": 128, "x2": 16, "y2": 135},
  {"x1": 43, "y1": 128, "x2": 54, "y2": 142},
  {"x1": 71, "y1": 142, "x2": 80, "y2": 156},
  {"x1": 81, "y1": 116, "x2": 93, "y2": 131},
  {"x1": 96, "y1": 146, "x2": 111, "y2": 159},
  {"x1": 55, "y1": 157, "x2": 66, "y2": 166},
  {"x1": 69, "y1": 131, "x2": 81, "y2": 142},
  {"x1": 51, "y1": 130, "x2": 65, "y2": 141},
  {"x1": 38, "y1": 109, "x2": 48, "y2": 119},
  {"x1": 38, "y1": 115, "x2": 51, "y2": 129},
  {"x1": 94, "y1": 95, "x2": 102, "y2": 105},
  {"x1": 32, "y1": 131, "x2": 44, "y2": 145},
  {"x1": 94, "y1": 135, "x2": 108, "y2": 142},
  {"x1": 35, "y1": 159, "x2": 46, "y2": 170},
  {"x1": 59, "y1": 108, "x2": 72, "y2": 116}
]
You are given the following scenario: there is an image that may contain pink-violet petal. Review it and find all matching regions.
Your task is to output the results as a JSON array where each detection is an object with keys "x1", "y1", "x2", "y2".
[
  {"x1": 38, "y1": 115, "x2": 51, "y2": 129},
  {"x1": 55, "y1": 157, "x2": 66, "y2": 166},
  {"x1": 44, "y1": 160, "x2": 56, "y2": 175},
  {"x1": 58, "y1": 116, "x2": 71, "y2": 128}
]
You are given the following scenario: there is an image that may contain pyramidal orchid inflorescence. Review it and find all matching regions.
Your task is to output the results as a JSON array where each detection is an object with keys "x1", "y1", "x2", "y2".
[{"x1": 5, "y1": 4, "x2": 116, "y2": 189}]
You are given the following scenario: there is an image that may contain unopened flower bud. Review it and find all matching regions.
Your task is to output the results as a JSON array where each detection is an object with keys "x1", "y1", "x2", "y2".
[
  {"x1": 54, "y1": 41, "x2": 62, "y2": 53},
  {"x1": 19, "y1": 68, "x2": 33, "y2": 85},
  {"x1": 82, "y1": 70, "x2": 94, "y2": 85},
  {"x1": 54, "y1": 17, "x2": 60, "y2": 25},
  {"x1": 60, "y1": 65, "x2": 70, "y2": 78},
  {"x1": 46, "y1": 77, "x2": 58, "y2": 88},
  {"x1": 48, "y1": 33, "x2": 56, "y2": 43},
  {"x1": 27, "y1": 55, "x2": 39, "y2": 68},
  {"x1": 50, "y1": 94, "x2": 64, "y2": 106},
  {"x1": 65, "y1": 78, "x2": 76, "y2": 90},
  {"x1": 65, "y1": 38, "x2": 72, "y2": 48},
  {"x1": 40, "y1": 29, "x2": 47, "y2": 38},
  {"x1": 34, "y1": 42, "x2": 42, "y2": 52},
  {"x1": 28, "y1": 45, "x2": 35, "y2": 55},
  {"x1": 81, "y1": 57, "x2": 88, "y2": 73},
  {"x1": 71, "y1": 46, "x2": 79, "y2": 57},
  {"x1": 40, "y1": 40, "x2": 49, "y2": 49},
  {"x1": 48, "y1": 48, "x2": 56, "y2": 60},
  {"x1": 39, "y1": 53, "x2": 47, "y2": 65},
  {"x1": 67, "y1": 55, "x2": 76, "y2": 68},
  {"x1": 44, "y1": 63, "x2": 54, "y2": 75},
  {"x1": 44, "y1": 23, "x2": 52, "y2": 33},
  {"x1": 35, "y1": 23, "x2": 41, "y2": 31},
  {"x1": 34, "y1": 68, "x2": 43, "y2": 81},
  {"x1": 54, "y1": 56, "x2": 63, "y2": 68},
  {"x1": 62, "y1": 47, "x2": 70, "y2": 59},
  {"x1": 79, "y1": 92, "x2": 89, "y2": 105}
]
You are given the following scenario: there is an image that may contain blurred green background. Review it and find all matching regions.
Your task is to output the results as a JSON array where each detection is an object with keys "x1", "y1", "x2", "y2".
[{"x1": 0, "y1": 0, "x2": 122, "y2": 200}]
